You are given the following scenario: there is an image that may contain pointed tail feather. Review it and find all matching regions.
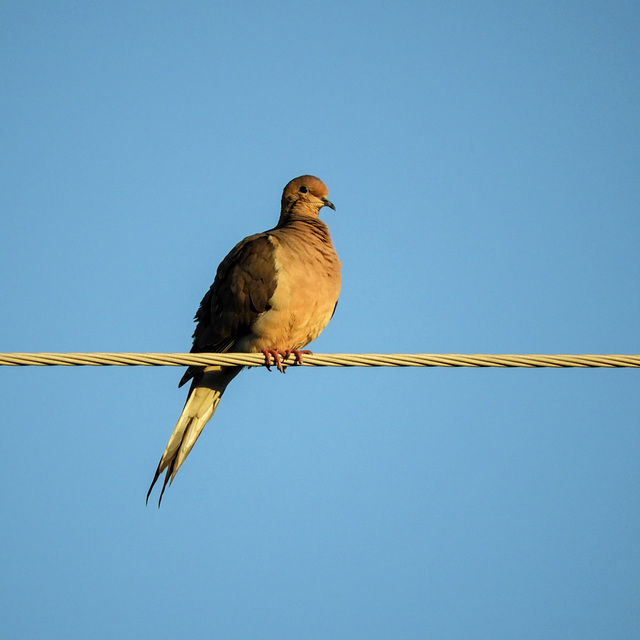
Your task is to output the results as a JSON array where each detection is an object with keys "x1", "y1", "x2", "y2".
[{"x1": 147, "y1": 366, "x2": 240, "y2": 506}]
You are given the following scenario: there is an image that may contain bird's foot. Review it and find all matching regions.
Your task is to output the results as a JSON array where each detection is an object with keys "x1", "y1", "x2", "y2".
[
  {"x1": 262, "y1": 349, "x2": 312, "y2": 373},
  {"x1": 262, "y1": 349, "x2": 284, "y2": 372},
  {"x1": 285, "y1": 349, "x2": 312, "y2": 366}
]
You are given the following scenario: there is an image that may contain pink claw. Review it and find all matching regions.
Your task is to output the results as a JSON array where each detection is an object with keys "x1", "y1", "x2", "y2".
[
  {"x1": 262, "y1": 349, "x2": 313, "y2": 373},
  {"x1": 262, "y1": 348, "x2": 284, "y2": 372},
  {"x1": 285, "y1": 349, "x2": 312, "y2": 366}
]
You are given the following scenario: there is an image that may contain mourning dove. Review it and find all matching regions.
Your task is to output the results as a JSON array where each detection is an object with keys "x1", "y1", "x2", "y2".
[{"x1": 147, "y1": 175, "x2": 341, "y2": 505}]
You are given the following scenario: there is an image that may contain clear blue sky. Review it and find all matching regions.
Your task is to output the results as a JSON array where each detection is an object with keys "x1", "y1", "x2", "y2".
[{"x1": 1, "y1": 1, "x2": 639, "y2": 638}]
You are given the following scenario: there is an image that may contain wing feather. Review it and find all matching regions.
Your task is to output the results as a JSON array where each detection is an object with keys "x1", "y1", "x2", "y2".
[{"x1": 178, "y1": 233, "x2": 278, "y2": 387}]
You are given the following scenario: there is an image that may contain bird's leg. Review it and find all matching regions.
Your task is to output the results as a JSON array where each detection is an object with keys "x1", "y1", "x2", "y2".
[
  {"x1": 282, "y1": 349, "x2": 313, "y2": 366},
  {"x1": 262, "y1": 348, "x2": 285, "y2": 373},
  {"x1": 262, "y1": 348, "x2": 313, "y2": 372}
]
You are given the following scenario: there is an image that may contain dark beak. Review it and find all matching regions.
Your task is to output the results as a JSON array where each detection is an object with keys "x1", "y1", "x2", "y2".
[{"x1": 321, "y1": 197, "x2": 336, "y2": 211}]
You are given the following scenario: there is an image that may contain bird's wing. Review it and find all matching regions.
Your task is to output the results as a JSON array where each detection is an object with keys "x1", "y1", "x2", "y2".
[{"x1": 179, "y1": 232, "x2": 278, "y2": 387}]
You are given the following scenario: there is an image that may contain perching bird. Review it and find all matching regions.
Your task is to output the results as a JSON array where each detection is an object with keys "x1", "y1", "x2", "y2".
[{"x1": 147, "y1": 175, "x2": 341, "y2": 505}]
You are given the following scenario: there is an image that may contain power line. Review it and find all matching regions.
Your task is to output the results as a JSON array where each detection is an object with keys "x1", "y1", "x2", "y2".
[{"x1": 0, "y1": 352, "x2": 638, "y2": 368}]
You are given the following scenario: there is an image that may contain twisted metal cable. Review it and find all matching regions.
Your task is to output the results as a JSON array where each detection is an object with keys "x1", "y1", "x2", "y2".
[{"x1": 0, "y1": 353, "x2": 638, "y2": 368}]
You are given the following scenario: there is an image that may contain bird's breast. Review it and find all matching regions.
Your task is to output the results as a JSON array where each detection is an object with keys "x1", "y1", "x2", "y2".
[{"x1": 238, "y1": 232, "x2": 341, "y2": 352}]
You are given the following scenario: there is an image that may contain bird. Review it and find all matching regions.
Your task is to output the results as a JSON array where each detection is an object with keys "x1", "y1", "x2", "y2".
[{"x1": 147, "y1": 175, "x2": 341, "y2": 505}]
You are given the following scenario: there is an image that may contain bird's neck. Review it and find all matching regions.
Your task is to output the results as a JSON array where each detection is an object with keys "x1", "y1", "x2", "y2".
[{"x1": 276, "y1": 214, "x2": 332, "y2": 243}]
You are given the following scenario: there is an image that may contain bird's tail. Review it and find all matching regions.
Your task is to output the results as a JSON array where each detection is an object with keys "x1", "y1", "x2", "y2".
[{"x1": 147, "y1": 366, "x2": 241, "y2": 506}]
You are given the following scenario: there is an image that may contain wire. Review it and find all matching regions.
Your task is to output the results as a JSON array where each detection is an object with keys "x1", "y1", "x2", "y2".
[{"x1": 0, "y1": 353, "x2": 638, "y2": 368}]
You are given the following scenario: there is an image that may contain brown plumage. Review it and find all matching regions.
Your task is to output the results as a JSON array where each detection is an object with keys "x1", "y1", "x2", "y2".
[{"x1": 147, "y1": 175, "x2": 341, "y2": 505}]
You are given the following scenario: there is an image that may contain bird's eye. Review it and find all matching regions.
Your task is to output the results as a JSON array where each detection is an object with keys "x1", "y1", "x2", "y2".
[{"x1": 299, "y1": 185, "x2": 309, "y2": 193}]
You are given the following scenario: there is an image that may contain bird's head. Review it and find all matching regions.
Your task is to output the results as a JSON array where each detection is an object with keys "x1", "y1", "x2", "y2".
[{"x1": 279, "y1": 175, "x2": 335, "y2": 223}]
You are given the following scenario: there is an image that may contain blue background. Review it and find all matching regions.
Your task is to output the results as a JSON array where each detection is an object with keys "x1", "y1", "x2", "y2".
[{"x1": 1, "y1": 2, "x2": 638, "y2": 638}]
